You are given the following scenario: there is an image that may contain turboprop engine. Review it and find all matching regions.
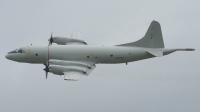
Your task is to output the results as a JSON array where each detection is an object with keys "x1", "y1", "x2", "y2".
[
  {"x1": 48, "y1": 32, "x2": 87, "y2": 45},
  {"x1": 49, "y1": 59, "x2": 92, "y2": 69},
  {"x1": 48, "y1": 65, "x2": 87, "y2": 75},
  {"x1": 52, "y1": 37, "x2": 87, "y2": 45}
]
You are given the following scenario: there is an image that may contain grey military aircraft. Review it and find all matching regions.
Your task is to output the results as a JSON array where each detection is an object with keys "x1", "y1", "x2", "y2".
[{"x1": 5, "y1": 21, "x2": 195, "y2": 81}]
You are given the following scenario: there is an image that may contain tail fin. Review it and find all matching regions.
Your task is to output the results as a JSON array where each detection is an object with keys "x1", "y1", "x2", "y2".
[{"x1": 118, "y1": 21, "x2": 165, "y2": 48}]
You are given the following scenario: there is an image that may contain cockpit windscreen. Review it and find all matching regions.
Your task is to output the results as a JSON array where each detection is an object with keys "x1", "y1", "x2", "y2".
[{"x1": 8, "y1": 48, "x2": 25, "y2": 54}]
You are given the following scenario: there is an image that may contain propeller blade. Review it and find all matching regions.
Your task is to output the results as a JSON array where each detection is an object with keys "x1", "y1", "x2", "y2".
[
  {"x1": 43, "y1": 66, "x2": 49, "y2": 79},
  {"x1": 43, "y1": 62, "x2": 49, "y2": 79},
  {"x1": 46, "y1": 72, "x2": 48, "y2": 79}
]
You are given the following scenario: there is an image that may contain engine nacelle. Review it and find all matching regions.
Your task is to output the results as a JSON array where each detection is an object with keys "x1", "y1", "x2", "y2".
[
  {"x1": 48, "y1": 65, "x2": 86, "y2": 75},
  {"x1": 52, "y1": 37, "x2": 86, "y2": 45},
  {"x1": 49, "y1": 59, "x2": 92, "y2": 69}
]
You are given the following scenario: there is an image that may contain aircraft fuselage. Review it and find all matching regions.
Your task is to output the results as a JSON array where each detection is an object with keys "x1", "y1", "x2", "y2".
[{"x1": 6, "y1": 45, "x2": 155, "y2": 64}]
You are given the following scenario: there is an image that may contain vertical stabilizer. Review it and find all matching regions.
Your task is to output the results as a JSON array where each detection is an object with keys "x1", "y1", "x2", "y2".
[{"x1": 118, "y1": 21, "x2": 165, "y2": 48}]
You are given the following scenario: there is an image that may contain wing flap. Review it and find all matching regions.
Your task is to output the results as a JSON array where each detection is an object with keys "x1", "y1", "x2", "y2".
[{"x1": 64, "y1": 71, "x2": 82, "y2": 81}]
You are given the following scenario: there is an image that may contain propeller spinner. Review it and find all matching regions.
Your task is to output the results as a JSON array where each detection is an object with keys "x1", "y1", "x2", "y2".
[{"x1": 48, "y1": 32, "x2": 54, "y2": 46}]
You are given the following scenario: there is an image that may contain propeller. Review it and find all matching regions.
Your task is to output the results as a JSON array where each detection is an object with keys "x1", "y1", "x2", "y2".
[
  {"x1": 43, "y1": 32, "x2": 53, "y2": 79},
  {"x1": 48, "y1": 32, "x2": 54, "y2": 46},
  {"x1": 43, "y1": 63, "x2": 49, "y2": 79}
]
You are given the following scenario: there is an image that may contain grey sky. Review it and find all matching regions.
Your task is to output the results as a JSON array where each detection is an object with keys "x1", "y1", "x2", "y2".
[{"x1": 0, "y1": 0, "x2": 200, "y2": 112}]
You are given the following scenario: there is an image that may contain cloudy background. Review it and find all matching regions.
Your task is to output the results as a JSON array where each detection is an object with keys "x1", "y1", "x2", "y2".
[{"x1": 0, "y1": 0, "x2": 200, "y2": 112}]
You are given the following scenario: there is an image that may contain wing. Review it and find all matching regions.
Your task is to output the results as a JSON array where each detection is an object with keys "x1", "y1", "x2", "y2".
[
  {"x1": 48, "y1": 59, "x2": 96, "y2": 81},
  {"x1": 52, "y1": 31, "x2": 87, "y2": 45}
]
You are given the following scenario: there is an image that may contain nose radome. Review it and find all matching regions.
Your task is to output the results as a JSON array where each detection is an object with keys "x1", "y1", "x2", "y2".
[
  {"x1": 5, "y1": 54, "x2": 9, "y2": 59},
  {"x1": 5, "y1": 54, "x2": 11, "y2": 60}
]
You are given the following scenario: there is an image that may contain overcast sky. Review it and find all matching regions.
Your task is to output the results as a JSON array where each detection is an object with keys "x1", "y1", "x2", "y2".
[{"x1": 0, "y1": 0, "x2": 200, "y2": 112}]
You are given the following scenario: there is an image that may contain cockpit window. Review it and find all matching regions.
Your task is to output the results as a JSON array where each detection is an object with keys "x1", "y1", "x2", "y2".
[
  {"x1": 8, "y1": 49, "x2": 18, "y2": 54},
  {"x1": 18, "y1": 49, "x2": 22, "y2": 53},
  {"x1": 8, "y1": 48, "x2": 25, "y2": 54}
]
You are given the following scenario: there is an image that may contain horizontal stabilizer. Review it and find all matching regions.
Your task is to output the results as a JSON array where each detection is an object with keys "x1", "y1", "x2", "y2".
[{"x1": 146, "y1": 50, "x2": 163, "y2": 57}]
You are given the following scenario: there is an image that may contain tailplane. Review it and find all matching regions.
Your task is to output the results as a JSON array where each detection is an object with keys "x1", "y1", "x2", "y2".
[{"x1": 118, "y1": 21, "x2": 165, "y2": 48}]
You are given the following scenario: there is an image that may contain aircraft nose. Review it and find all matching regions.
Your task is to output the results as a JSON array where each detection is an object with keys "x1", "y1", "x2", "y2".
[
  {"x1": 5, "y1": 54, "x2": 12, "y2": 60},
  {"x1": 5, "y1": 54, "x2": 8, "y2": 59}
]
